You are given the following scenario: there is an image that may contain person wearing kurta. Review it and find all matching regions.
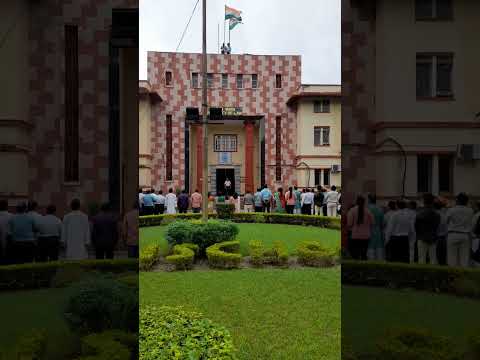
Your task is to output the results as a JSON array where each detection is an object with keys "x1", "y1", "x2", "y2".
[
  {"x1": 446, "y1": 193, "x2": 473, "y2": 267},
  {"x1": 294, "y1": 186, "x2": 302, "y2": 214},
  {"x1": 347, "y1": 195, "x2": 374, "y2": 260},
  {"x1": 165, "y1": 188, "x2": 177, "y2": 214},
  {"x1": 62, "y1": 199, "x2": 91, "y2": 260},
  {"x1": 366, "y1": 194, "x2": 384, "y2": 261},
  {"x1": 273, "y1": 188, "x2": 285, "y2": 213},
  {"x1": 285, "y1": 187, "x2": 296, "y2": 214}
]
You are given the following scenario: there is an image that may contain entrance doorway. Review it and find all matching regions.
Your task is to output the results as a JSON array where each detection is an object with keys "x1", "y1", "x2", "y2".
[{"x1": 216, "y1": 168, "x2": 235, "y2": 195}]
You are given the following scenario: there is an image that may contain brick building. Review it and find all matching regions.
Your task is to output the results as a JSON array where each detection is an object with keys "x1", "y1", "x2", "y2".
[
  {"x1": 0, "y1": 1, "x2": 138, "y2": 214},
  {"x1": 139, "y1": 51, "x2": 342, "y2": 194}
]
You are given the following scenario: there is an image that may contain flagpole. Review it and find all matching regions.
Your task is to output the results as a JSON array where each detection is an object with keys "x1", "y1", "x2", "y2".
[
  {"x1": 223, "y1": 5, "x2": 226, "y2": 46},
  {"x1": 217, "y1": 22, "x2": 219, "y2": 54},
  {"x1": 201, "y1": 0, "x2": 208, "y2": 222}
]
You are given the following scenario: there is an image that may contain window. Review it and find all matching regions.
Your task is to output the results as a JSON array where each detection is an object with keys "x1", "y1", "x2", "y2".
[
  {"x1": 214, "y1": 135, "x2": 237, "y2": 152},
  {"x1": 166, "y1": 115, "x2": 173, "y2": 181},
  {"x1": 236, "y1": 74, "x2": 243, "y2": 89},
  {"x1": 251, "y1": 74, "x2": 258, "y2": 88},
  {"x1": 64, "y1": 24, "x2": 79, "y2": 182},
  {"x1": 191, "y1": 72, "x2": 199, "y2": 88},
  {"x1": 275, "y1": 74, "x2": 282, "y2": 88},
  {"x1": 165, "y1": 71, "x2": 172, "y2": 86},
  {"x1": 314, "y1": 99, "x2": 331, "y2": 113},
  {"x1": 417, "y1": 155, "x2": 433, "y2": 193},
  {"x1": 314, "y1": 169, "x2": 321, "y2": 185},
  {"x1": 323, "y1": 169, "x2": 330, "y2": 186},
  {"x1": 438, "y1": 155, "x2": 453, "y2": 193},
  {"x1": 207, "y1": 73, "x2": 213, "y2": 88},
  {"x1": 275, "y1": 116, "x2": 282, "y2": 181},
  {"x1": 314, "y1": 127, "x2": 330, "y2": 146},
  {"x1": 416, "y1": 53, "x2": 453, "y2": 98},
  {"x1": 415, "y1": 0, "x2": 453, "y2": 20},
  {"x1": 222, "y1": 73, "x2": 228, "y2": 88}
]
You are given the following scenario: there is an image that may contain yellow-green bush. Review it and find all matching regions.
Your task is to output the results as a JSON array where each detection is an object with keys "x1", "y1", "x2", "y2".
[
  {"x1": 297, "y1": 241, "x2": 337, "y2": 267},
  {"x1": 165, "y1": 244, "x2": 197, "y2": 270},
  {"x1": 206, "y1": 241, "x2": 242, "y2": 269},
  {"x1": 139, "y1": 245, "x2": 160, "y2": 271}
]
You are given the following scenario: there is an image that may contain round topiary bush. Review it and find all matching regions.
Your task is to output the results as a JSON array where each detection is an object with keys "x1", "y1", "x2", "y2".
[
  {"x1": 297, "y1": 241, "x2": 337, "y2": 267},
  {"x1": 140, "y1": 305, "x2": 236, "y2": 360},
  {"x1": 165, "y1": 221, "x2": 195, "y2": 246},
  {"x1": 64, "y1": 275, "x2": 138, "y2": 334}
]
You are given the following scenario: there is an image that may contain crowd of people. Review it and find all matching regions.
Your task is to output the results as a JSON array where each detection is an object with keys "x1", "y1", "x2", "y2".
[
  {"x1": 0, "y1": 198, "x2": 139, "y2": 265},
  {"x1": 346, "y1": 192, "x2": 480, "y2": 268},
  {"x1": 139, "y1": 184, "x2": 341, "y2": 216}
]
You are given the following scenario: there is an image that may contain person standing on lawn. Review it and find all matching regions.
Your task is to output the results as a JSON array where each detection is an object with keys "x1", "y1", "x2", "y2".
[
  {"x1": 446, "y1": 192, "x2": 474, "y2": 267},
  {"x1": 347, "y1": 195, "x2": 374, "y2": 260},
  {"x1": 324, "y1": 186, "x2": 340, "y2": 217},
  {"x1": 165, "y1": 188, "x2": 177, "y2": 214},
  {"x1": 274, "y1": 188, "x2": 285, "y2": 213},
  {"x1": 243, "y1": 190, "x2": 254, "y2": 213},
  {"x1": 285, "y1": 187, "x2": 296, "y2": 214},
  {"x1": 367, "y1": 194, "x2": 384, "y2": 261},
  {"x1": 254, "y1": 188, "x2": 263, "y2": 213},
  {"x1": 36, "y1": 204, "x2": 62, "y2": 262},
  {"x1": 9, "y1": 202, "x2": 36, "y2": 264},
  {"x1": 294, "y1": 186, "x2": 302, "y2": 214},
  {"x1": 191, "y1": 189, "x2": 202, "y2": 213},
  {"x1": 0, "y1": 200, "x2": 13, "y2": 264},
  {"x1": 314, "y1": 186, "x2": 324, "y2": 216},
  {"x1": 434, "y1": 197, "x2": 448, "y2": 265},
  {"x1": 141, "y1": 189, "x2": 156, "y2": 216},
  {"x1": 177, "y1": 190, "x2": 189, "y2": 214},
  {"x1": 123, "y1": 201, "x2": 139, "y2": 258},
  {"x1": 385, "y1": 199, "x2": 415, "y2": 263},
  {"x1": 415, "y1": 193, "x2": 440, "y2": 265},
  {"x1": 91, "y1": 203, "x2": 119, "y2": 259},
  {"x1": 260, "y1": 184, "x2": 273, "y2": 213},
  {"x1": 471, "y1": 202, "x2": 480, "y2": 265},
  {"x1": 62, "y1": 199, "x2": 90, "y2": 260},
  {"x1": 407, "y1": 200, "x2": 418, "y2": 263},
  {"x1": 301, "y1": 188, "x2": 314, "y2": 215}
]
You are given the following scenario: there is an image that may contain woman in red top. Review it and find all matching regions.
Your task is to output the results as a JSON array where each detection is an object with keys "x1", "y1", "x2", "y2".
[
  {"x1": 347, "y1": 195, "x2": 375, "y2": 260},
  {"x1": 284, "y1": 187, "x2": 296, "y2": 214}
]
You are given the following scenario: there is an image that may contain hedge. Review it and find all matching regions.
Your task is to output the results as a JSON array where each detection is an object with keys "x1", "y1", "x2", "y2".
[
  {"x1": 297, "y1": 241, "x2": 337, "y2": 267},
  {"x1": 78, "y1": 330, "x2": 137, "y2": 360},
  {"x1": 139, "y1": 245, "x2": 160, "y2": 271},
  {"x1": 342, "y1": 261, "x2": 480, "y2": 298},
  {"x1": 165, "y1": 244, "x2": 197, "y2": 270},
  {"x1": 140, "y1": 305, "x2": 236, "y2": 360},
  {"x1": 248, "y1": 240, "x2": 288, "y2": 267},
  {"x1": 0, "y1": 259, "x2": 138, "y2": 291},
  {"x1": 206, "y1": 241, "x2": 242, "y2": 269},
  {"x1": 139, "y1": 212, "x2": 340, "y2": 229}
]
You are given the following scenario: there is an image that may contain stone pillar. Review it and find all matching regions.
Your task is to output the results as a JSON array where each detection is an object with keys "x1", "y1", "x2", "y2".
[
  {"x1": 244, "y1": 121, "x2": 255, "y2": 193},
  {"x1": 196, "y1": 124, "x2": 203, "y2": 192}
]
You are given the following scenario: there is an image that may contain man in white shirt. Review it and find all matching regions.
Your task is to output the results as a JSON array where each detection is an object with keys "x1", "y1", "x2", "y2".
[
  {"x1": 165, "y1": 188, "x2": 177, "y2": 214},
  {"x1": 0, "y1": 200, "x2": 13, "y2": 264},
  {"x1": 301, "y1": 188, "x2": 314, "y2": 215},
  {"x1": 446, "y1": 193, "x2": 474, "y2": 267},
  {"x1": 385, "y1": 200, "x2": 415, "y2": 263},
  {"x1": 36, "y1": 204, "x2": 63, "y2": 261},
  {"x1": 324, "y1": 185, "x2": 339, "y2": 217},
  {"x1": 62, "y1": 199, "x2": 91, "y2": 260}
]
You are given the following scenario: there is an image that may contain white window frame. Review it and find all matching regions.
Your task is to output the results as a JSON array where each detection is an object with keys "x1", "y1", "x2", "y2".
[
  {"x1": 314, "y1": 99, "x2": 331, "y2": 113},
  {"x1": 214, "y1": 134, "x2": 237, "y2": 152},
  {"x1": 314, "y1": 126, "x2": 330, "y2": 146},
  {"x1": 191, "y1": 72, "x2": 199, "y2": 88},
  {"x1": 417, "y1": 53, "x2": 453, "y2": 98}
]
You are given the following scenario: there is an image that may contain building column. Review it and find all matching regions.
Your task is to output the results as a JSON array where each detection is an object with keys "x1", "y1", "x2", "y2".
[
  {"x1": 432, "y1": 154, "x2": 439, "y2": 196},
  {"x1": 196, "y1": 124, "x2": 203, "y2": 192},
  {"x1": 244, "y1": 120, "x2": 255, "y2": 193}
]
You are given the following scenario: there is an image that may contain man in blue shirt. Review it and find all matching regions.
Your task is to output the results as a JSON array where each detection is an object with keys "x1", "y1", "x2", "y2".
[
  {"x1": 254, "y1": 187, "x2": 264, "y2": 213},
  {"x1": 9, "y1": 202, "x2": 36, "y2": 264},
  {"x1": 142, "y1": 189, "x2": 156, "y2": 216},
  {"x1": 260, "y1": 184, "x2": 272, "y2": 213}
]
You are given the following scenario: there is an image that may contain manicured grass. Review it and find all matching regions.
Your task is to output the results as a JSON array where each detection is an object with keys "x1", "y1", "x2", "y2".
[
  {"x1": 0, "y1": 287, "x2": 75, "y2": 359},
  {"x1": 140, "y1": 223, "x2": 340, "y2": 256},
  {"x1": 342, "y1": 285, "x2": 480, "y2": 354},
  {"x1": 140, "y1": 267, "x2": 340, "y2": 360}
]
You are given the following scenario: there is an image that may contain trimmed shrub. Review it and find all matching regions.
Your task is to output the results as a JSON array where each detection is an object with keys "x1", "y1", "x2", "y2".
[
  {"x1": 139, "y1": 245, "x2": 160, "y2": 271},
  {"x1": 189, "y1": 220, "x2": 239, "y2": 255},
  {"x1": 76, "y1": 330, "x2": 136, "y2": 360},
  {"x1": 341, "y1": 261, "x2": 480, "y2": 298},
  {"x1": 140, "y1": 305, "x2": 236, "y2": 360},
  {"x1": 0, "y1": 259, "x2": 137, "y2": 291},
  {"x1": 164, "y1": 221, "x2": 194, "y2": 246},
  {"x1": 297, "y1": 241, "x2": 336, "y2": 267},
  {"x1": 216, "y1": 203, "x2": 236, "y2": 219},
  {"x1": 165, "y1": 244, "x2": 196, "y2": 270},
  {"x1": 248, "y1": 240, "x2": 289, "y2": 267},
  {"x1": 64, "y1": 275, "x2": 138, "y2": 334},
  {"x1": 375, "y1": 328, "x2": 461, "y2": 360},
  {"x1": 206, "y1": 241, "x2": 242, "y2": 269},
  {"x1": 10, "y1": 329, "x2": 47, "y2": 360}
]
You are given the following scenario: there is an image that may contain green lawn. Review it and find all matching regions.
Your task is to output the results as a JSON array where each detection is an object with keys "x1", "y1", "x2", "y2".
[
  {"x1": 140, "y1": 268, "x2": 340, "y2": 360},
  {"x1": 0, "y1": 287, "x2": 76, "y2": 359},
  {"x1": 342, "y1": 285, "x2": 480, "y2": 354},
  {"x1": 140, "y1": 223, "x2": 340, "y2": 256}
]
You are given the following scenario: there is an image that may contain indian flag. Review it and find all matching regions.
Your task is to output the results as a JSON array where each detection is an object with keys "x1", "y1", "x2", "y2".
[{"x1": 225, "y1": 5, "x2": 242, "y2": 21}]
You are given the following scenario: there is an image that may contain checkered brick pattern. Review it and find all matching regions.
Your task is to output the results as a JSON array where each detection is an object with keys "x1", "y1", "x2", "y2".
[
  {"x1": 148, "y1": 52, "x2": 301, "y2": 192},
  {"x1": 28, "y1": 0, "x2": 137, "y2": 214}
]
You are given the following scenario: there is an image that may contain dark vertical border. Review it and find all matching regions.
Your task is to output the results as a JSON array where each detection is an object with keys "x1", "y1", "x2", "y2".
[
  {"x1": 109, "y1": 44, "x2": 120, "y2": 210},
  {"x1": 275, "y1": 116, "x2": 282, "y2": 181},
  {"x1": 184, "y1": 120, "x2": 190, "y2": 192},
  {"x1": 166, "y1": 115, "x2": 173, "y2": 181}
]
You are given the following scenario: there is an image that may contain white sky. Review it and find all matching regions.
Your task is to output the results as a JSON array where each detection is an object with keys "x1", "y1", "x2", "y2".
[{"x1": 139, "y1": 0, "x2": 341, "y2": 84}]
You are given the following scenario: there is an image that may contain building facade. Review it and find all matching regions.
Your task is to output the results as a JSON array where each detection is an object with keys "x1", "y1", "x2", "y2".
[
  {"x1": 342, "y1": 0, "x2": 480, "y2": 210},
  {"x1": 0, "y1": 1, "x2": 138, "y2": 214},
  {"x1": 139, "y1": 52, "x2": 342, "y2": 194}
]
